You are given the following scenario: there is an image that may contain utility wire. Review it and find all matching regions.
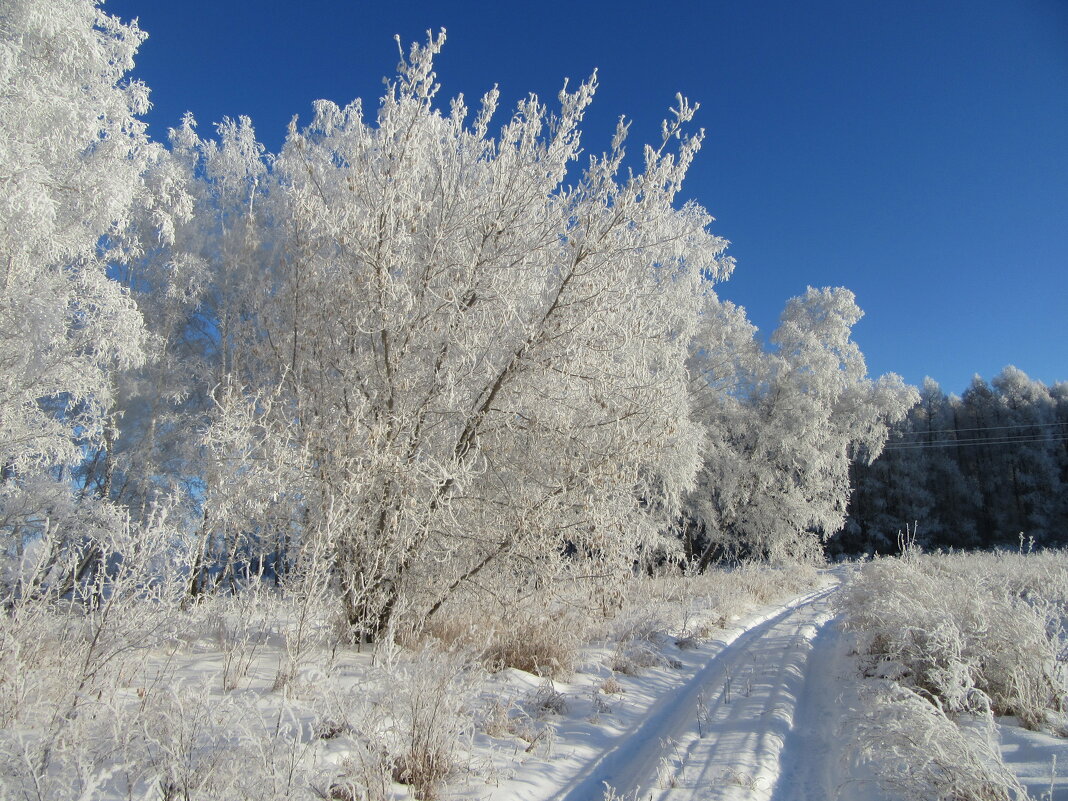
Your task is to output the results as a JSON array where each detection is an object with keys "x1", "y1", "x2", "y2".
[
  {"x1": 886, "y1": 433, "x2": 1068, "y2": 447},
  {"x1": 890, "y1": 431, "x2": 1067, "y2": 446},
  {"x1": 891, "y1": 421, "x2": 1067, "y2": 438},
  {"x1": 883, "y1": 433, "x2": 1068, "y2": 450}
]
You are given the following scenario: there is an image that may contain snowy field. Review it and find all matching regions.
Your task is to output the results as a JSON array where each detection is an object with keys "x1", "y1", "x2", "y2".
[{"x1": 1, "y1": 552, "x2": 1065, "y2": 800}]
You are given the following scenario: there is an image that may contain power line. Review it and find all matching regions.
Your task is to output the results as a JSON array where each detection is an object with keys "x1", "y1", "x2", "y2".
[
  {"x1": 892, "y1": 420, "x2": 1067, "y2": 438},
  {"x1": 883, "y1": 433, "x2": 1068, "y2": 450},
  {"x1": 886, "y1": 434, "x2": 1068, "y2": 448}
]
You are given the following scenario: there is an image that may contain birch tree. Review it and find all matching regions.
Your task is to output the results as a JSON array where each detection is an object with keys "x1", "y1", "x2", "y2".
[
  {"x1": 686, "y1": 288, "x2": 917, "y2": 563},
  {"x1": 0, "y1": 0, "x2": 158, "y2": 568},
  {"x1": 201, "y1": 32, "x2": 733, "y2": 635}
]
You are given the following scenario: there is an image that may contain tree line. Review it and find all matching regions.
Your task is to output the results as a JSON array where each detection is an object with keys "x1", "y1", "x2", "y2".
[
  {"x1": 1, "y1": 2, "x2": 915, "y2": 637},
  {"x1": 839, "y1": 368, "x2": 1068, "y2": 555}
]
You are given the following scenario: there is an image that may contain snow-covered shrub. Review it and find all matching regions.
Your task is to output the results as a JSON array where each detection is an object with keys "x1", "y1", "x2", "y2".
[
  {"x1": 480, "y1": 697, "x2": 539, "y2": 744},
  {"x1": 0, "y1": 502, "x2": 191, "y2": 795},
  {"x1": 416, "y1": 587, "x2": 584, "y2": 679},
  {"x1": 847, "y1": 680, "x2": 1031, "y2": 801},
  {"x1": 609, "y1": 641, "x2": 677, "y2": 676},
  {"x1": 480, "y1": 613, "x2": 582, "y2": 679},
  {"x1": 604, "y1": 603, "x2": 679, "y2": 675},
  {"x1": 376, "y1": 644, "x2": 480, "y2": 800},
  {"x1": 206, "y1": 588, "x2": 277, "y2": 692},
  {"x1": 609, "y1": 602, "x2": 673, "y2": 644},
  {"x1": 839, "y1": 550, "x2": 1068, "y2": 730},
  {"x1": 139, "y1": 680, "x2": 327, "y2": 801},
  {"x1": 530, "y1": 680, "x2": 570, "y2": 717},
  {"x1": 620, "y1": 560, "x2": 822, "y2": 641},
  {"x1": 237, "y1": 701, "x2": 327, "y2": 801},
  {"x1": 137, "y1": 680, "x2": 245, "y2": 799},
  {"x1": 658, "y1": 560, "x2": 819, "y2": 608},
  {"x1": 728, "y1": 562, "x2": 822, "y2": 604},
  {"x1": 325, "y1": 745, "x2": 393, "y2": 801}
]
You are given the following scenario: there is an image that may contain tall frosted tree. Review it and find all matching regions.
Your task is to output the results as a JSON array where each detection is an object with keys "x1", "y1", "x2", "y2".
[
  {"x1": 1052, "y1": 382, "x2": 1068, "y2": 534},
  {"x1": 989, "y1": 366, "x2": 1062, "y2": 544},
  {"x1": 0, "y1": 1, "x2": 159, "y2": 558},
  {"x1": 198, "y1": 33, "x2": 733, "y2": 635},
  {"x1": 910, "y1": 379, "x2": 980, "y2": 547},
  {"x1": 958, "y1": 375, "x2": 1013, "y2": 546},
  {"x1": 76, "y1": 118, "x2": 226, "y2": 529},
  {"x1": 685, "y1": 288, "x2": 917, "y2": 563},
  {"x1": 839, "y1": 427, "x2": 933, "y2": 555},
  {"x1": 841, "y1": 378, "x2": 980, "y2": 554},
  {"x1": 0, "y1": 6, "x2": 937, "y2": 615}
]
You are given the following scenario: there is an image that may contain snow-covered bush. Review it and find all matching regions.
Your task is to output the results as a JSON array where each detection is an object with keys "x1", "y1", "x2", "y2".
[
  {"x1": 630, "y1": 560, "x2": 821, "y2": 638},
  {"x1": 0, "y1": 503, "x2": 191, "y2": 797},
  {"x1": 839, "y1": 549, "x2": 1068, "y2": 730},
  {"x1": 375, "y1": 644, "x2": 480, "y2": 800},
  {"x1": 413, "y1": 587, "x2": 584, "y2": 679},
  {"x1": 847, "y1": 680, "x2": 1032, "y2": 801},
  {"x1": 480, "y1": 615, "x2": 582, "y2": 679}
]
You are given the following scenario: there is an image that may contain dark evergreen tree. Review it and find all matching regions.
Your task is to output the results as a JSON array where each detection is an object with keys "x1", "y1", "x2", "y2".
[{"x1": 842, "y1": 367, "x2": 1067, "y2": 554}]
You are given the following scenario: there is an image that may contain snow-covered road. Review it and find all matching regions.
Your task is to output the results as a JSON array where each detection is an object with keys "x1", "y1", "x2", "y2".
[
  {"x1": 548, "y1": 584, "x2": 842, "y2": 801},
  {"x1": 467, "y1": 573, "x2": 1066, "y2": 801}
]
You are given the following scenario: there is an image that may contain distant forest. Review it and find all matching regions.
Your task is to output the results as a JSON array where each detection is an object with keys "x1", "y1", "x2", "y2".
[{"x1": 838, "y1": 367, "x2": 1068, "y2": 555}]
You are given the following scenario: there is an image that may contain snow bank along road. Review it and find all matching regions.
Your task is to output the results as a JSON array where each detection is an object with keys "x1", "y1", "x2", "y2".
[{"x1": 546, "y1": 583, "x2": 842, "y2": 801}]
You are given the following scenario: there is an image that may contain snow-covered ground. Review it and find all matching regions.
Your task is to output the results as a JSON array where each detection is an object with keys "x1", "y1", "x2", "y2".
[
  {"x1": 452, "y1": 568, "x2": 1067, "y2": 801},
  {"x1": 456, "y1": 580, "x2": 858, "y2": 801},
  {"x1": 3, "y1": 562, "x2": 1064, "y2": 800},
  {"x1": 999, "y1": 719, "x2": 1068, "y2": 800}
]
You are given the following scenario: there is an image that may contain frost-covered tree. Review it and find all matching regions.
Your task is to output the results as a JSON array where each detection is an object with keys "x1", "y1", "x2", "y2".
[
  {"x1": 76, "y1": 119, "x2": 226, "y2": 531},
  {"x1": 846, "y1": 368, "x2": 1067, "y2": 552},
  {"x1": 909, "y1": 379, "x2": 981, "y2": 547},
  {"x1": 839, "y1": 429, "x2": 932, "y2": 556},
  {"x1": 0, "y1": 1, "x2": 157, "y2": 559},
  {"x1": 0, "y1": 5, "x2": 934, "y2": 613},
  {"x1": 686, "y1": 288, "x2": 917, "y2": 563},
  {"x1": 198, "y1": 33, "x2": 733, "y2": 635},
  {"x1": 957, "y1": 375, "x2": 1014, "y2": 546},
  {"x1": 1053, "y1": 381, "x2": 1068, "y2": 521},
  {"x1": 990, "y1": 366, "x2": 1063, "y2": 544},
  {"x1": 841, "y1": 378, "x2": 980, "y2": 555}
]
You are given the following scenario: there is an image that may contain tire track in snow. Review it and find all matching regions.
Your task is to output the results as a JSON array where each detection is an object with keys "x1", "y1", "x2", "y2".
[
  {"x1": 548, "y1": 584, "x2": 837, "y2": 801},
  {"x1": 657, "y1": 589, "x2": 837, "y2": 800},
  {"x1": 767, "y1": 609, "x2": 844, "y2": 801}
]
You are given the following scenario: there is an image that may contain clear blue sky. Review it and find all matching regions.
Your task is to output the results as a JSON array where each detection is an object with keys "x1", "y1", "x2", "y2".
[{"x1": 106, "y1": 0, "x2": 1067, "y2": 395}]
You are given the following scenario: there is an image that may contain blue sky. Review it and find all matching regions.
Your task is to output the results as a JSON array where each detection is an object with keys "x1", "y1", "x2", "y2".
[{"x1": 106, "y1": 0, "x2": 1067, "y2": 394}]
